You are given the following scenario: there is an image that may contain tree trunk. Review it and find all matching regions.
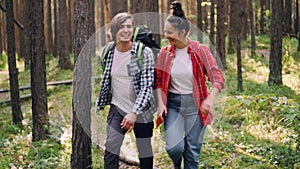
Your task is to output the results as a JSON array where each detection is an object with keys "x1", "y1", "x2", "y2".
[
  {"x1": 260, "y1": 0, "x2": 266, "y2": 34},
  {"x1": 58, "y1": 0, "x2": 72, "y2": 69},
  {"x1": 0, "y1": 16, "x2": 2, "y2": 55},
  {"x1": 249, "y1": 0, "x2": 256, "y2": 57},
  {"x1": 209, "y1": 0, "x2": 215, "y2": 48},
  {"x1": 228, "y1": 0, "x2": 236, "y2": 54},
  {"x1": 53, "y1": 0, "x2": 58, "y2": 57},
  {"x1": 23, "y1": 0, "x2": 30, "y2": 69},
  {"x1": 295, "y1": 0, "x2": 299, "y2": 35},
  {"x1": 240, "y1": 1, "x2": 247, "y2": 40},
  {"x1": 100, "y1": 0, "x2": 106, "y2": 45},
  {"x1": 71, "y1": 0, "x2": 93, "y2": 168},
  {"x1": 45, "y1": 0, "x2": 53, "y2": 55},
  {"x1": 17, "y1": 0, "x2": 25, "y2": 60},
  {"x1": 130, "y1": 0, "x2": 146, "y2": 25},
  {"x1": 146, "y1": 0, "x2": 160, "y2": 45},
  {"x1": 268, "y1": 0, "x2": 283, "y2": 86},
  {"x1": 283, "y1": 0, "x2": 292, "y2": 36},
  {"x1": 6, "y1": 0, "x2": 22, "y2": 125},
  {"x1": 109, "y1": 0, "x2": 127, "y2": 20},
  {"x1": 197, "y1": 0, "x2": 203, "y2": 43},
  {"x1": 216, "y1": 0, "x2": 227, "y2": 69},
  {"x1": 30, "y1": 0, "x2": 49, "y2": 141},
  {"x1": 236, "y1": 0, "x2": 243, "y2": 92},
  {"x1": 69, "y1": 0, "x2": 74, "y2": 53},
  {"x1": 1, "y1": 11, "x2": 7, "y2": 53},
  {"x1": 203, "y1": 3, "x2": 209, "y2": 32}
]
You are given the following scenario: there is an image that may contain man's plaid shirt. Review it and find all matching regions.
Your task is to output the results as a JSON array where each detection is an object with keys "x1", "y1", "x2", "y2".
[{"x1": 96, "y1": 41, "x2": 156, "y2": 123}]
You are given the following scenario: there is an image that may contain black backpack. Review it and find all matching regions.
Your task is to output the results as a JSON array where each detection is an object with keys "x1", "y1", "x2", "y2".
[{"x1": 101, "y1": 25, "x2": 160, "y2": 72}]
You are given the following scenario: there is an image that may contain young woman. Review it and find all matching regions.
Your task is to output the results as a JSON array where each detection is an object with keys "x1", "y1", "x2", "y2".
[
  {"x1": 96, "y1": 12, "x2": 155, "y2": 169},
  {"x1": 155, "y1": 1, "x2": 225, "y2": 169}
]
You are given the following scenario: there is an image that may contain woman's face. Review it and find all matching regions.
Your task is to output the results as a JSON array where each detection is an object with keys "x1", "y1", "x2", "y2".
[
  {"x1": 164, "y1": 21, "x2": 186, "y2": 46},
  {"x1": 115, "y1": 19, "x2": 133, "y2": 43}
]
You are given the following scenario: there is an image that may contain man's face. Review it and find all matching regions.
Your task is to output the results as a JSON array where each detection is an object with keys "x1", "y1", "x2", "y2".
[{"x1": 115, "y1": 19, "x2": 133, "y2": 43}]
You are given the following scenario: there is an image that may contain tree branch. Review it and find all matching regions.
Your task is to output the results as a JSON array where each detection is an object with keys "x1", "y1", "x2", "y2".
[{"x1": 0, "y1": 3, "x2": 24, "y2": 30}]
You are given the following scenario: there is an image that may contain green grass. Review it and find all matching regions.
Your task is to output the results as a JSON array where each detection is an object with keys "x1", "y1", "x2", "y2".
[{"x1": 0, "y1": 35, "x2": 299, "y2": 168}]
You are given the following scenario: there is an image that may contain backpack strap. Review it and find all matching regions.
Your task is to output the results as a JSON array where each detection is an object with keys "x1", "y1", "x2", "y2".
[
  {"x1": 136, "y1": 41, "x2": 144, "y2": 68},
  {"x1": 101, "y1": 41, "x2": 115, "y2": 73}
]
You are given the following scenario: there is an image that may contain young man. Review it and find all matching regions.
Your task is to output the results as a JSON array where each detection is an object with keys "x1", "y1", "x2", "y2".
[{"x1": 96, "y1": 12, "x2": 155, "y2": 169}]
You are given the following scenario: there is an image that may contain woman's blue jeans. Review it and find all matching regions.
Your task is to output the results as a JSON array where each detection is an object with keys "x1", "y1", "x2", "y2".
[{"x1": 164, "y1": 92, "x2": 206, "y2": 169}]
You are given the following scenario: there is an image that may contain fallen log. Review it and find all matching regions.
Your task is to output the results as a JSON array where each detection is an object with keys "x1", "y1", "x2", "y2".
[
  {"x1": 0, "y1": 80, "x2": 73, "y2": 93},
  {"x1": 0, "y1": 94, "x2": 31, "y2": 105}
]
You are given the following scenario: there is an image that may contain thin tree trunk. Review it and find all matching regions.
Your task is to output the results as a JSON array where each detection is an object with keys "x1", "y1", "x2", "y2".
[
  {"x1": 23, "y1": 0, "x2": 30, "y2": 69},
  {"x1": 58, "y1": 0, "x2": 72, "y2": 69},
  {"x1": 0, "y1": 16, "x2": 2, "y2": 55},
  {"x1": 284, "y1": 0, "x2": 292, "y2": 36},
  {"x1": 6, "y1": 0, "x2": 22, "y2": 125},
  {"x1": 260, "y1": 0, "x2": 266, "y2": 34},
  {"x1": 249, "y1": 0, "x2": 256, "y2": 57},
  {"x1": 30, "y1": 0, "x2": 49, "y2": 141},
  {"x1": 209, "y1": 0, "x2": 215, "y2": 49},
  {"x1": 53, "y1": 0, "x2": 58, "y2": 57},
  {"x1": 197, "y1": 0, "x2": 203, "y2": 43},
  {"x1": 46, "y1": 0, "x2": 53, "y2": 55},
  {"x1": 100, "y1": 0, "x2": 106, "y2": 45},
  {"x1": 71, "y1": 0, "x2": 92, "y2": 168},
  {"x1": 268, "y1": 0, "x2": 283, "y2": 86},
  {"x1": 237, "y1": 0, "x2": 243, "y2": 92},
  {"x1": 216, "y1": 0, "x2": 227, "y2": 69}
]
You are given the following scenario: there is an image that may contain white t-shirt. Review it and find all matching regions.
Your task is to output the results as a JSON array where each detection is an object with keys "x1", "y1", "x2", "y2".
[
  {"x1": 169, "y1": 46, "x2": 193, "y2": 94},
  {"x1": 111, "y1": 48, "x2": 136, "y2": 113}
]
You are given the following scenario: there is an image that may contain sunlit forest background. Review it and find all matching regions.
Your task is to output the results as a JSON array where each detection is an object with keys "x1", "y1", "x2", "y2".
[{"x1": 0, "y1": 0, "x2": 299, "y2": 168}]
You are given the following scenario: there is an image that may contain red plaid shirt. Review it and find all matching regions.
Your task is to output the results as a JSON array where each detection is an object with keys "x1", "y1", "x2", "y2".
[{"x1": 155, "y1": 40, "x2": 225, "y2": 126}]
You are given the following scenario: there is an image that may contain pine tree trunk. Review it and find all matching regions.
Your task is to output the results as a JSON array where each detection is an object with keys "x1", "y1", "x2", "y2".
[
  {"x1": 30, "y1": 0, "x2": 49, "y2": 141},
  {"x1": 249, "y1": 0, "x2": 256, "y2": 57},
  {"x1": 216, "y1": 0, "x2": 227, "y2": 69},
  {"x1": 0, "y1": 17, "x2": 2, "y2": 55},
  {"x1": 209, "y1": 0, "x2": 215, "y2": 48},
  {"x1": 23, "y1": 0, "x2": 30, "y2": 69},
  {"x1": 284, "y1": 0, "x2": 292, "y2": 35},
  {"x1": 197, "y1": 0, "x2": 203, "y2": 43},
  {"x1": 58, "y1": 0, "x2": 72, "y2": 69},
  {"x1": 71, "y1": 0, "x2": 93, "y2": 168},
  {"x1": 6, "y1": 0, "x2": 22, "y2": 125},
  {"x1": 109, "y1": 0, "x2": 127, "y2": 20},
  {"x1": 236, "y1": 0, "x2": 243, "y2": 92},
  {"x1": 268, "y1": 0, "x2": 283, "y2": 86},
  {"x1": 260, "y1": 0, "x2": 266, "y2": 34}
]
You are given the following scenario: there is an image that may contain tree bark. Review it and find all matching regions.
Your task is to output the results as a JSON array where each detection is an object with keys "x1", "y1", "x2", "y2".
[
  {"x1": 209, "y1": 0, "x2": 215, "y2": 49},
  {"x1": 30, "y1": 0, "x2": 49, "y2": 141},
  {"x1": 23, "y1": 0, "x2": 30, "y2": 69},
  {"x1": 260, "y1": 0, "x2": 266, "y2": 34},
  {"x1": 228, "y1": 0, "x2": 236, "y2": 54},
  {"x1": 6, "y1": 0, "x2": 22, "y2": 125},
  {"x1": 248, "y1": 0, "x2": 256, "y2": 57},
  {"x1": 268, "y1": 0, "x2": 283, "y2": 86},
  {"x1": 283, "y1": 0, "x2": 292, "y2": 35},
  {"x1": 236, "y1": 0, "x2": 243, "y2": 92},
  {"x1": 109, "y1": 0, "x2": 127, "y2": 20},
  {"x1": 58, "y1": 0, "x2": 72, "y2": 69},
  {"x1": 71, "y1": 0, "x2": 93, "y2": 168},
  {"x1": 216, "y1": 0, "x2": 227, "y2": 69},
  {"x1": 197, "y1": 0, "x2": 203, "y2": 43}
]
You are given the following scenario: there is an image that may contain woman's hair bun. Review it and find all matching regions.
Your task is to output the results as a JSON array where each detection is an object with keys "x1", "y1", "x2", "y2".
[{"x1": 170, "y1": 1, "x2": 185, "y2": 18}]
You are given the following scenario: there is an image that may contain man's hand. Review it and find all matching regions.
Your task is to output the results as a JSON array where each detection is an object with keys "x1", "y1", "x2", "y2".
[{"x1": 121, "y1": 113, "x2": 137, "y2": 131}]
